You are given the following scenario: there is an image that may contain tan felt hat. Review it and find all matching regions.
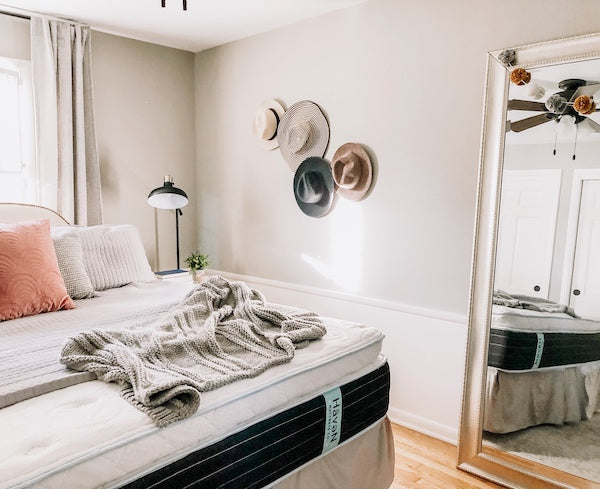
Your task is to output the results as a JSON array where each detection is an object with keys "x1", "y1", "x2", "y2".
[{"x1": 331, "y1": 143, "x2": 373, "y2": 201}]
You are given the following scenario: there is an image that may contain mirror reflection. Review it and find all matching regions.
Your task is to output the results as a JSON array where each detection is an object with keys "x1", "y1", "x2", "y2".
[{"x1": 483, "y1": 57, "x2": 600, "y2": 482}]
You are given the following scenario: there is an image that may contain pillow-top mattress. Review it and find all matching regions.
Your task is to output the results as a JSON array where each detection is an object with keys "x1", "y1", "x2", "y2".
[
  {"x1": 489, "y1": 305, "x2": 600, "y2": 371},
  {"x1": 0, "y1": 280, "x2": 385, "y2": 489}
]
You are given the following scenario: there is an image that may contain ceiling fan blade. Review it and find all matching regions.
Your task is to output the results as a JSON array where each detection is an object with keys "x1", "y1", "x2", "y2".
[
  {"x1": 569, "y1": 83, "x2": 600, "y2": 101},
  {"x1": 583, "y1": 117, "x2": 600, "y2": 132},
  {"x1": 509, "y1": 113, "x2": 552, "y2": 132},
  {"x1": 507, "y1": 99, "x2": 547, "y2": 111}
]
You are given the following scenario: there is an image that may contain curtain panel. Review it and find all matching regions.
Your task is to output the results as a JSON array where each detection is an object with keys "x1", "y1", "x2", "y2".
[{"x1": 30, "y1": 16, "x2": 103, "y2": 226}]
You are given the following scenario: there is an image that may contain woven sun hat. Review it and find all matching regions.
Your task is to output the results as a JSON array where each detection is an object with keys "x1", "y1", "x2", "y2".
[
  {"x1": 293, "y1": 157, "x2": 335, "y2": 218},
  {"x1": 277, "y1": 100, "x2": 330, "y2": 171},
  {"x1": 331, "y1": 143, "x2": 373, "y2": 201},
  {"x1": 252, "y1": 99, "x2": 286, "y2": 150}
]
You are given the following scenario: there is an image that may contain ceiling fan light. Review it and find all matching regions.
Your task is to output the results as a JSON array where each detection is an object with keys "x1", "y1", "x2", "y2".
[
  {"x1": 510, "y1": 68, "x2": 531, "y2": 86},
  {"x1": 573, "y1": 95, "x2": 596, "y2": 115},
  {"x1": 526, "y1": 82, "x2": 546, "y2": 100},
  {"x1": 545, "y1": 94, "x2": 568, "y2": 114}
]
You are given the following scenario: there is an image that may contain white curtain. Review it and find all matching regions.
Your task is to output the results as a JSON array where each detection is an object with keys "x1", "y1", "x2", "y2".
[{"x1": 30, "y1": 16, "x2": 103, "y2": 225}]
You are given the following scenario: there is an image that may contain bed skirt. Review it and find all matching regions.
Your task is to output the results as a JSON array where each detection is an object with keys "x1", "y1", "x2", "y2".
[{"x1": 484, "y1": 362, "x2": 600, "y2": 433}]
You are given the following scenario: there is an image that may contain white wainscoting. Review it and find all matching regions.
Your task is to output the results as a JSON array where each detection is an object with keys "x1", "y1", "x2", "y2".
[{"x1": 208, "y1": 269, "x2": 469, "y2": 445}]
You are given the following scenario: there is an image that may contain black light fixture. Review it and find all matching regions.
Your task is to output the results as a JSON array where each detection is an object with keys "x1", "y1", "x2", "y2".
[
  {"x1": 161, "y1": 0, "x2": 188, "y2": 10},
  {"x1": 148, "y1": 175, "x2": 189, "y2": 275}
]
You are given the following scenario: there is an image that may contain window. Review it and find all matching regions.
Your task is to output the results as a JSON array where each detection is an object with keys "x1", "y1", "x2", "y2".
[{"x1": 0, "y1": 56, "x2": 35, "y2": 203}]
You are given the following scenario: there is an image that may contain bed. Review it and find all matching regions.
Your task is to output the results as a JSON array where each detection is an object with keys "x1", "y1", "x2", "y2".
[
  {"x1": 0, "y1": 203, "x2": 394, "y2": 489},
  {"x1": 483, "y1": 292, "x2": 600, "y2": 434}
]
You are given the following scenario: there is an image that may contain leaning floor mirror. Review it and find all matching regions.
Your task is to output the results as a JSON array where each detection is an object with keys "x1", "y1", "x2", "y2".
[{"x1": 459, "y1": 33, "x2": 600, "y2": 489}]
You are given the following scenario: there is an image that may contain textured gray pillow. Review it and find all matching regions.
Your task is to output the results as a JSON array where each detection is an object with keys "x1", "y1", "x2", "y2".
[
  {"x1": 77, "y1": 224, "x2": 156, "y2": 291},
  {"x1": 51, "y1": 227, "x2": 97, "y2": 299}
]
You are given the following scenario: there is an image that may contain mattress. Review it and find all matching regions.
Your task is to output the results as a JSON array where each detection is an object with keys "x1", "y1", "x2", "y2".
[
  {"x1": 122, "y1": 362, "x2": 390, "y2": 489},
  {"x1": 488, "y1": 305, "x2": 600, "y2": 371},
  {"x1": 0, "y1": 281, "x2": 386, "y2": 489}
]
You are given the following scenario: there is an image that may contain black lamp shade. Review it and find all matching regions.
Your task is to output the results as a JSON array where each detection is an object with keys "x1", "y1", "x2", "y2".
[{"x1": 148, "y1": 175, "x2": 189, "y2": 209}]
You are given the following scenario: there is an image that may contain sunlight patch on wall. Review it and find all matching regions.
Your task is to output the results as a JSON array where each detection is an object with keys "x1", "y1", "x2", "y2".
[{"x1": 301, "y1": 199, "x2": 364, "y2": 292}]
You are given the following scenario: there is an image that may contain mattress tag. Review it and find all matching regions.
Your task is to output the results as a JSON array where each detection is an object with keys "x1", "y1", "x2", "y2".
[
  {"x1": 322, "y1": 387, "x2": 342, "y2": 454},
  {"x1": 532, "y1": 333, "x2": 544, "y2": 369}
]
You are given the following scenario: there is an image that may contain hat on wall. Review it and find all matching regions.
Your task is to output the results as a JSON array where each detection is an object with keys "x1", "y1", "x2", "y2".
[
  {"x1": 293, "y1": 157, "x2": 335, "y2": 218},
  {"x1": 331, "y1": 143, "x2": 373, "y2": 201},
  {"x1": 252, "y1": 99, "x2": 286, "y2": 150},
  {"x1": 277, "y1": 101, "x2": 330, "y2": 172}
]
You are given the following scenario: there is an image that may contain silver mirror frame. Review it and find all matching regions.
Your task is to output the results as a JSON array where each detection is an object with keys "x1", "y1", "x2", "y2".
[{"x1": 458, "y1": 33, "x2": 600, "y2": 489}]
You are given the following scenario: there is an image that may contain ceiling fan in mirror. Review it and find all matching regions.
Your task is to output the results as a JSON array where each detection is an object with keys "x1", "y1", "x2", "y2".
[
  {"x1": 500, "y1": 50, "x2": 600, "y2": 159},
  {"x1": 507, "y1": 78, "x2": 600, "y2": 134}
]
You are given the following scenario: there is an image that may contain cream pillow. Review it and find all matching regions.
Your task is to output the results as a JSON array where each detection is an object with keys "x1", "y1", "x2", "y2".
[
  {"x1": 77, "y1": 224, "x2": 156, "y2": 290},
  {"x1": 51, "y1": 227, "x2": 97, "y2": 299}
]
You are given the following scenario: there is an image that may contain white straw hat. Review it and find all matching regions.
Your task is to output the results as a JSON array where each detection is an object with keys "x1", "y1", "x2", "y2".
[
  {"x1": 277, "y1": 101, "x2": 330, "y2": 171},
  {"x1": 252, "y1": 99, "x2": 286, "y2": 150}
]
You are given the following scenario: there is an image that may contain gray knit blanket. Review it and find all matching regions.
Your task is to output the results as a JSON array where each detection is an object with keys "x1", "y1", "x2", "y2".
[
  {"x1": 60, "y1": 276, "x2": 326, "y2": 427},
  {"x1": 493, "y1": 290, "x2": 579, "y2": 318}
]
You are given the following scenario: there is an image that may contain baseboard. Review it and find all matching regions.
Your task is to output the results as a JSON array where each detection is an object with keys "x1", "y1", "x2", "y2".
[{"x1": 388, "y1": 406, "x2": 458, "y2": 445}]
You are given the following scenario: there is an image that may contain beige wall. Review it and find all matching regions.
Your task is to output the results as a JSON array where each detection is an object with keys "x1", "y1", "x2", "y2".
[
  {"x1": 91, "y1": 32, "x2": 196, "y2": 271},
  {"x1": 0, "y1": 14, "x2": 29, "y2": 59},
  {"x1": 194, "y1": 0, "x2": 600, "y2": 315},
  {"x1": 0, "y1": 14, "x2": 197, "y2": 271}
]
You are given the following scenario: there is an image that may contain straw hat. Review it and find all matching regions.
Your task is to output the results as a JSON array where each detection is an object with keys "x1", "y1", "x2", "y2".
[
  {"x1": 293, "y1": 157, "x2": 335, "y2": 218},
  {"x1": 252, "y1": 99, "x2": 286, "y2": 150},
  {"x1": 331, "y1": 143, "x2": 373, "y2": 201},
  {"x1": 277, "y1": 101, "x2": 330, "y2": 171}
]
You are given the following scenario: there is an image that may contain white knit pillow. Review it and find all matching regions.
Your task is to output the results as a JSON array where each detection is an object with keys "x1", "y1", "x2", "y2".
[
  {"x1": 77, "y1": 225, "x2": 156, "y2": 291},
  {"x1": 51, "y1": 227, "x2": 97, "y2": 299}
]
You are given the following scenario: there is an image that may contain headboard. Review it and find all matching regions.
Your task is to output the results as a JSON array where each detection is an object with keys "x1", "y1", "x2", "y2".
[{"x1": 0, "y1": 203, "x2": 70, "y2": 225}]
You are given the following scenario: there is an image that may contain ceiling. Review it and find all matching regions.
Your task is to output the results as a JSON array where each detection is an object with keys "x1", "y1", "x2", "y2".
[{"x1": 0, "y1": 0, "x2": 368, "y2": 52}]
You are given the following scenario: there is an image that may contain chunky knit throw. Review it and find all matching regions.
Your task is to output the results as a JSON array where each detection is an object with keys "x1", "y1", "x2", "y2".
[{"x1": 60, "y1": 276, "x2": 326, "y2": 427}]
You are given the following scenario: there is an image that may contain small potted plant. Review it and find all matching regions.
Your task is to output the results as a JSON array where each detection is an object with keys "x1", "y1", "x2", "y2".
[{"x1": 185, "y1": 250, "x2": 209, "y2": 284}]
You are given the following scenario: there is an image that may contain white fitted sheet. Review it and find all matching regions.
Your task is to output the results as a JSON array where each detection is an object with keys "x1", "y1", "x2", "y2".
[{"x1": 0, "y1": 282, "x2": 384, "y2": 489}]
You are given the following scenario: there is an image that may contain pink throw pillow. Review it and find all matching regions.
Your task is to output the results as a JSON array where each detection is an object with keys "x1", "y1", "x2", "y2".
[{"x1": 0, "y1": 219, "x2": 75, "y2": 321}]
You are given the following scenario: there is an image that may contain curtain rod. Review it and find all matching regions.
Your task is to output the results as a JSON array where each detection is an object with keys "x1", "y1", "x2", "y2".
[
  {"x1": 0, "y1": 9, "x2": 28, "y2": 20},
  {"x1": 0, "y1": 4, "x2": 88, "y2": 26}
]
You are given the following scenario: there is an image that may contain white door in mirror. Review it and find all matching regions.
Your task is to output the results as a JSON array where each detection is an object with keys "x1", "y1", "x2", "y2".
[
  {"x1": 495, "y1": 169, "x2": 561, "y2": 298},
  {"x1": 570, "y1": 179, "x2": 600, "y2": 319}
]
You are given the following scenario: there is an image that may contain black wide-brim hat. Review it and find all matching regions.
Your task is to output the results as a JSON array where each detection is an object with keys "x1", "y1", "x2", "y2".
[{"x1": 293, "y1": 157, "x2": 335, "y2": 218}]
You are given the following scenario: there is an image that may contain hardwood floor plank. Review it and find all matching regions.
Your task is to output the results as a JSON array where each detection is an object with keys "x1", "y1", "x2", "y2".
[{"x1": 391, "y1": 423, "x2": 505, "y2": 489}]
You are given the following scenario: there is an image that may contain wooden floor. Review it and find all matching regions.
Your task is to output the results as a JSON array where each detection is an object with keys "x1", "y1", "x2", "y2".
[{"x1": 390, "y1": 423, "x2": 505, "y2": 489}]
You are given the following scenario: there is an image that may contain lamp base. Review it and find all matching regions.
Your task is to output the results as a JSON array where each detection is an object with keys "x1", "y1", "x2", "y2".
[{"x1": 155, "y1": 269, "x2": 187, "y2": 276}]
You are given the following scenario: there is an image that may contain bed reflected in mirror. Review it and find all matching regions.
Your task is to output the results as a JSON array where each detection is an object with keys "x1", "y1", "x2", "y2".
[{"x1": 483, "y1": 57, "x2": 600, "y2": 483}]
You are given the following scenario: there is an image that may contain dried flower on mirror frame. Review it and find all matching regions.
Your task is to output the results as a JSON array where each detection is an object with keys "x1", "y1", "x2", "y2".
[
  {"x1": 510, "y1": 68, "x2": 531, "y2": 86},
  {"x1": 573, "y1": 95, "x2": 596, "y2": 115},
  {"x1": 498, "y1": 49, "x2": 516, "y2": 66}
]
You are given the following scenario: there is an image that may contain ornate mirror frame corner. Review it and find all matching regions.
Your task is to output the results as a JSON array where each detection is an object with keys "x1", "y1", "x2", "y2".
[{"x1": 458, "y1": 33, "x2": 600, "y2": 489}]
